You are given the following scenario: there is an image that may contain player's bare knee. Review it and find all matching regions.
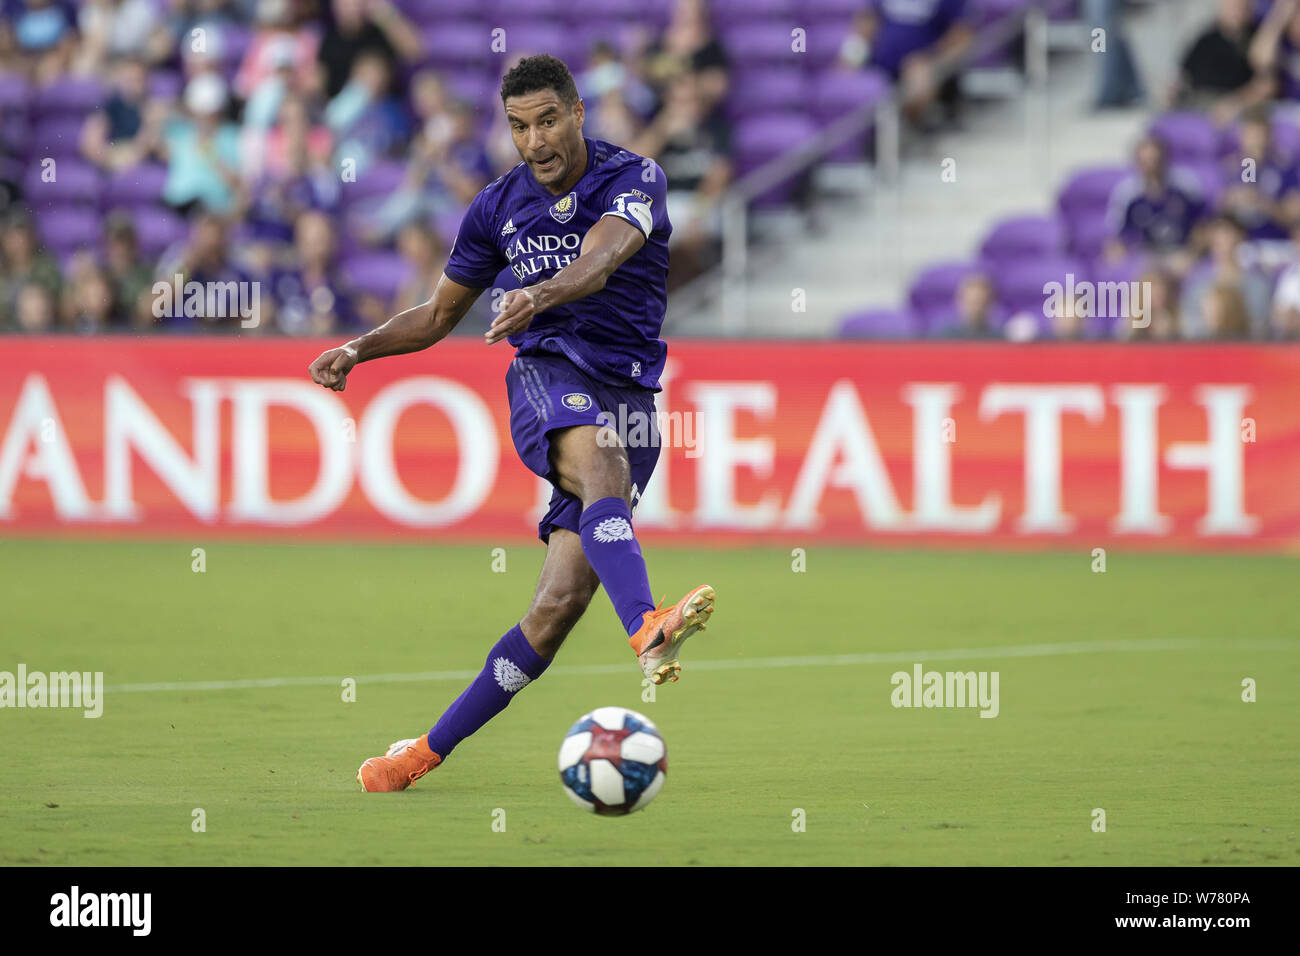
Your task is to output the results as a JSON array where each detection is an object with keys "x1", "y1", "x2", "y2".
[{"x1": 523, "y1": 584, "x2": 595, "y2": 654}]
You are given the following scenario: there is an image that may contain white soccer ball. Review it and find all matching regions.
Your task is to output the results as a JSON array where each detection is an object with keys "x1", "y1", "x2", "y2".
[{"x1": 557, "y1": 706, "x2": 667, "y2": 815}]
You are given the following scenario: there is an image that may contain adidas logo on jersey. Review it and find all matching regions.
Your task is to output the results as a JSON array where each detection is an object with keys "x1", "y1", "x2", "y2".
[{"x1": 501, "y1": 218, "x2": 516, "y2": 235}]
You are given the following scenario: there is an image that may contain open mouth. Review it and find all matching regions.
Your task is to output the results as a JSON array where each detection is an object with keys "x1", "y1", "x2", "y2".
[{"x1": 535, "y1": 155, "x2": 559, "y2": 173}]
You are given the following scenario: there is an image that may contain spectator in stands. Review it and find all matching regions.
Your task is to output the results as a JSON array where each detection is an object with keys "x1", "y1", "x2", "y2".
[
  {"x1": 1174, "y1": 0, "x2": 1272, "y2": 122},
  {"x1": 12, "y1": 280, "x2": 57, "y2": 332},
  {"x1": 324, "y1": 49, "x2": 411, "y2": 176},
  {"x1": 643, "y1": 0, "x2": 729, "y2": 112},
  {"x1": 74, "y1": 0, "x2": 170, "y2": 74},
  {"x1": 160, "y1": 72, "x2": 244, "y2": 215},
  {"x1": 1267, "y1": 222, "x2": 1300, "y2": 336},
  {"x1": 858, "y1": 0, "x2": 975, "y2": 124},
  {"x1": 837, "y1": 10, "x2": 875, "y2": 70},
  {"x1": 166, "y1": 0, "x2": 239, "y2": 81},
  {"x1": 269, "y1": 210, "x2": 358, "y2": 335},
  {"x1": 316, "y1": 0, "x2": 420, "y2": 101},
  {"x1": 80, "y1": 56, "x2": 166, "y2": 172},
  {"x1": 1218, "y1": 106, "x2": 1300, "y2": 242},
  {"x1": 1248, "y1": 0, "x2": 1300, "y2": 102},
  {"x1": 0, "y1": 211, "x2": 62, "y2": 327},
  {"x1": 632, "y1": 71, "x2": 730, "y2": 277},
  {"x1": 937, "y1": 273, "x2": 1002, "y2": 338},
  {"x1": 393, "y1": 221, "x2": 445, "y2": 315},
  {"x1": 1202, "y1": 281, "x2": 1252, "y2": 337},
  {"x1": 155, "y1": 211, "x2": 251, "y2": 330},
  {"x1": 12, "y1": 0, "x2": 76, "y2": 84},
  {"x1": 359, "y1": 96, "x2": 490, "y2": 244},
  {"x1": 1124, "y1": 269, "x2": 1182, "y2": 340},
  {"x1": 1104, "y1": 134, "x2": 1206, "y2": 261},
  {"x1": 102, "y1": 213, "x2": 155, "y2": 324},
  {"x1": 579, "y1": 40, "x2": 656, "y2": 121},
  {"x1": 233, "y1": 0, "x2": 321, "y2": 104},
  {"x1": 63, "y1": 257, "x2": 122, "y2": 333},
  {"x1": 1085, "y1": 0, "x2": 1145, "y2": 109},
  {"x1": 1181, "y1": 213, "x2": 1272, "y2": 337}
]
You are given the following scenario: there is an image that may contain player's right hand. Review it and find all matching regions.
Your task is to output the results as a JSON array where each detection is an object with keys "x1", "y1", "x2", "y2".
[{"x1": 309, "y1": 345, "x2": 358, "y2": 391}]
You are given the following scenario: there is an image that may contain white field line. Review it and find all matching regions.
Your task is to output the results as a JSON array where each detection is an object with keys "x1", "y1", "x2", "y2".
[{"x1": 104, "y1": 637, "x2": 1294, "y2": 694}]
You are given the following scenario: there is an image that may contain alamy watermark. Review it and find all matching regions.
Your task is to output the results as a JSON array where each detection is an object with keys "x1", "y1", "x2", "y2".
[
  {"x1": 0, "y1": 665, "x2": 103, "y2": 718},
  {"x1": 595, "y1": 403, "x2": 701, "y2": 458},
  {"x1": 1043, "y1": 274, "x2": 1153, "y2": 329},
  {"x1": 890, "y1": 664, "x2": 999, "y2": 718},
  {"x1": 152, "y1": 273, "x2": 261, "y2": 328}
]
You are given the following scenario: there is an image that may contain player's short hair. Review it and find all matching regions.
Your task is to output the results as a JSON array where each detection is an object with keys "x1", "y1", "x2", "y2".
[{"x1": 500, "y1": 54, "x2": 580, "y2": 108}]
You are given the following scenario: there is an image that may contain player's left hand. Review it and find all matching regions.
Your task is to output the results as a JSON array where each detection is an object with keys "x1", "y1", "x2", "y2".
[{"x1": 485, "y1": 287, "x2": 537, "y2": 344}]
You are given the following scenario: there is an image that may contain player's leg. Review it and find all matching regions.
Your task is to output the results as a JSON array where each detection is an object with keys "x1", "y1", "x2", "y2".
[
  {"x1": 356, "y1": 529, "x2": 598, "y2": 792},
  {"x1": 548, "y1": 422, "x2": 714, "y2": 686}
]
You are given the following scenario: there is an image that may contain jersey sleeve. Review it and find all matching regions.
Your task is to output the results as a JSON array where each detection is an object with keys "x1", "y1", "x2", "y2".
[
  {"x1": 599, "y1": 161, "x2": 669, "y2": 239},
  {"x1": 443, "y1": 190, "x2": 506, "y2": 288}
]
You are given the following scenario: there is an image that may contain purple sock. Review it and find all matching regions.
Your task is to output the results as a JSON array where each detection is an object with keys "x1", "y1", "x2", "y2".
[
  {"x1": 426, "y1": 624, "x2": 549, "y2": 759},
  {"x1": 578, "y1": 496, "x2": 656, "y2": 636}
]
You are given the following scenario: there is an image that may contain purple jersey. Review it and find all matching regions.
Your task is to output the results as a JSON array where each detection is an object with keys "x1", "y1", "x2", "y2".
[
  {"x1": 444, "y1": 136, "x2": 671, "y2": 390},
  {"x1": 870, "y1": 0, "x2": 969, "y2": 76}
]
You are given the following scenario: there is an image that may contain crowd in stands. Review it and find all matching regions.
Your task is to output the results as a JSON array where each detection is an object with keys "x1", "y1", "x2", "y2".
[{"x1": 855, "y1": 0, "x2": 1300, "y2": 341}]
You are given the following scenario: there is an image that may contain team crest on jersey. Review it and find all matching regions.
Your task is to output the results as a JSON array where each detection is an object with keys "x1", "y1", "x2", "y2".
[
  {"x1": 550, "y1": 192, "x2": 578, "y2": 223},
  {"x1": 562, "y1": 392, "x2": 592, "y2": 411}
]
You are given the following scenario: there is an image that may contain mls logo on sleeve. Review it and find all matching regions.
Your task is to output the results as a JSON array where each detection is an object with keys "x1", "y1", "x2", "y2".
[
  {"x1": 550, "y1": 192, "x2": 578, "y2": 223},
  {"x1": 562, "y1": 392, "x2": 592, "y2": 411}
]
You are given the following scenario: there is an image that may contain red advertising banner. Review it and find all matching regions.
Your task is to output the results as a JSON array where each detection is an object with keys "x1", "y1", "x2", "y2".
[{"x1": 2, "y1": 338, "x2": 1298, "y2": 551}]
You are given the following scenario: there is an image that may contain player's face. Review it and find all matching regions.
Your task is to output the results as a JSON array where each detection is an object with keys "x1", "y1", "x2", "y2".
[{"x1": 505, "y1": 90, "x2": 586, "y2": 194}]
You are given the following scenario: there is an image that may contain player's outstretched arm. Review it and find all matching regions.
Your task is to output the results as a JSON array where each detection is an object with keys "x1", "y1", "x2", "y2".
[
  {"x1": 308, "y1": 273, "x2": 486, "y2": 391},
  {"x1": 485, "y1": 215, "x2": 645, "y2": 345}
]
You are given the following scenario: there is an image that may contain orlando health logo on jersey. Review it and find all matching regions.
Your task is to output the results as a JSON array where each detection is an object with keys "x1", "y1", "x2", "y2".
[{"x1": 443, "y1": 136, "x2": 672, "y2": 390}]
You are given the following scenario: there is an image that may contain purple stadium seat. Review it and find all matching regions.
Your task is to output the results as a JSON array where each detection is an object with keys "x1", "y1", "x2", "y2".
[
  {"x1": 131, "y1": 206, "x2": 191, "y2": 256},
  {"x1": 506, "y1": 23, "x2": 582, "y2": 63},
  {"x1": 34, "y1": 205, "x2": 101, "y2": 254},
  {"x1": 397, "y1": 0, "x2": 488, "y2": 20},
  {"x1": 803, "y1": 18, "x2": 856, "y2": 63},
  {"x1": 837, "y1": 307, "x2": 920, "y2": 339},
  {"x1": 908, "y1": 261, "x2": 983, "y2": 328},
  {"x1": 979, "y1": 214, "x2": 1066, "y2": 265},
  {"x1": 104, "y1": 163, "x2": 169, "y2": 207},
  {"x1": 992, "y1": 255, "x2": 1086, "y2": 323},
  {"x1": 720, "y1": 23, "x2": 805, "y2": 67},
  {"x1": 419, "y1": 23, "x2": 499, "y2": 69},
  {"x1": 444, "y1": 67, "x2": 501, "y2": 115},
  {"x1": 810, "y1": 66, "x2": 890, "y2": 130},
  {"x1": 726, "y1": 68, "x2": 807, "y2": 121},
  {"x1": 35, "y1": 77, "x2": 107, "y2": 116},
  {"x1": 967, "y1": 0, "x2": 1030, "y2": 68},
  {"x1": 1149, "y1": 111, "x2": 1220, "y2": 164},
  {"x1": 710, "y1": 0, "x2": 795, "y2": 22},
  {"x1": 339, "y1": 160, "x2": 408, "y2": 206},
  {"x1": 342, "y1": 252, "x2": 414, "y2": 301},
  {"x1": 0, "y1": 72, "x2": 30, "y2": 110},
  {"x1": 803, "y1": 0, "x2": 869, "y2": 16},
  {"x1": 27, "y1": 116, "x2": 88, "y2": 157},
  {"x1": 733, "y1": 113, "x2": 818, "y2": 205},
  {"x1": 1066, "y1": 213, "x2": 1113, "y2": 262},
  {"x1": 24, "y1": 159, "x2": 101, "y2": 204},
  {"x1": 1175, "y1": 161, "x2": 1225, "y2": 205},
  {"x1": 1087, "y1": 253, "x2": 1149, "y2": 338},
  {"x1": 1057, "y1": 165, "x2": 1128, "y2": 221}
]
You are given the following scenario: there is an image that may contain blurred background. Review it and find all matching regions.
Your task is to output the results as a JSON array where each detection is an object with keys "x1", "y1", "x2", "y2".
[{"x1": 4, "y1": 0, "x2": 1300, "y2": 342}]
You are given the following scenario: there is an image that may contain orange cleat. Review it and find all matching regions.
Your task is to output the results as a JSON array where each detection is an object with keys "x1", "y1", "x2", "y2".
[
  {"x1": 356, "y1": 735, "x2": 443, "y2": 792},
  {"x1": 628, "y1": 585, "x2": 715, "y2": 685}
]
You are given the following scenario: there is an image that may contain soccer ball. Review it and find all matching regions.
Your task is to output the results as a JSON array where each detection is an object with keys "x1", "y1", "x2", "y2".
[{"x1": 557, "y1": 706, "x2": 667, "y2": 815}]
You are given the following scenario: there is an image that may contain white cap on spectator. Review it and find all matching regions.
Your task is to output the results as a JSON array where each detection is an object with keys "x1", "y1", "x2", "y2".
[{"x1": 185, "y1": 72, "x2": 228, "y2": 115}]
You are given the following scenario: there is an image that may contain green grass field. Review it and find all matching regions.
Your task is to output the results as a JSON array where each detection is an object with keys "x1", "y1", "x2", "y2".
[{"x1": 0, "y1": 538, "x2": 1295, "y2": 866}]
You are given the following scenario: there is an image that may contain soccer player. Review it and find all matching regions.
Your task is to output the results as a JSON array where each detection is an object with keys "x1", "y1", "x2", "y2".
[{"x1": 308, "y1": 55, "x2": 715, "y2": 793}]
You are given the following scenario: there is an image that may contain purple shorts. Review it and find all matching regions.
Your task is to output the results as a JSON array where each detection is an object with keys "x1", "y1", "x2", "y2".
[{"x1": 506, "y1": 352, "x2": 661, "y2": 542}]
